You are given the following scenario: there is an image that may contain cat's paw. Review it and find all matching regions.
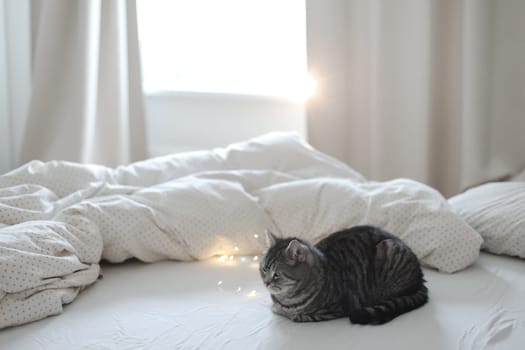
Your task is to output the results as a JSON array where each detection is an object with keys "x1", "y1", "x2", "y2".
[{"x1": 271, "y1": 303, "x2": 286, "y2": 316}]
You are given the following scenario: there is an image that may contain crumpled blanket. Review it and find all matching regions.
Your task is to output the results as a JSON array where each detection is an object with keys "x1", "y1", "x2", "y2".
[{"x1": 0, "y1": 133, "x2": 481, "y2": 329}]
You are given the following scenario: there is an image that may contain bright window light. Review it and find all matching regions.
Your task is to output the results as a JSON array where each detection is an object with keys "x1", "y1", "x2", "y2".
[{"x1": 136, "y1": 0, "x2": 315, "y2": 102}]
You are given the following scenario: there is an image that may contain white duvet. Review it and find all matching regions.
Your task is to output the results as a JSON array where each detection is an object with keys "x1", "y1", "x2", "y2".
[{"x1": 0, "y1": 133, "x2": 482, "y2": 329}]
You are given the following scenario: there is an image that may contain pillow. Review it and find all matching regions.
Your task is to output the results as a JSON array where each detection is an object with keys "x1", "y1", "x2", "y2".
[
  {"x1": 448, "y1": 182, "x2": 525, "y2": 259},
  {"x1": 259, "y1": 178, "x2": 483, "y2": 273}
]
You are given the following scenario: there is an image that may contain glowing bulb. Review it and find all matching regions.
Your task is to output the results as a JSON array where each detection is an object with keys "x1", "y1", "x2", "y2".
[
  {"x1": 253, "y1": 256, "x2": 259, "y2": 261},
  {"x1": 217, "y1": 280, "x2": 223, "y2": 286},
  {"x1": 229, "y1": 255, "x2": 234, "y2": 261},
  {"x1": 234, "y1": 246, "x2": 239, "y2": 252},
  {"x1": 253, "y1": 234, "x2": 259, "y2": 239},
  {"x1": 236, "y1": 287, "x2": 242, "y2": 293}
]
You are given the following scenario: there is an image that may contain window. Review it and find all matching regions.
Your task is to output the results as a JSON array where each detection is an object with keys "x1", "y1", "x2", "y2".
[{"x1": 137, "y1": 0, "x2": 315, "y2": 102}]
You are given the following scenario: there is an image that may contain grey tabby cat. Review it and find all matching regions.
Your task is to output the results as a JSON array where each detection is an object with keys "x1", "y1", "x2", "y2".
[{"x1": 259, "y1": 225, "x2": 428, "y2": 325}]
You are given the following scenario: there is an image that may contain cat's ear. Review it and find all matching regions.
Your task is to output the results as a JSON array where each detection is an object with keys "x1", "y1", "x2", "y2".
[
  {"x1": 286, "y1": 239, "x2": 306, "y2": 263},
  {"x1": 265, "y1": 229, "x2": 278, "y2": 247}
]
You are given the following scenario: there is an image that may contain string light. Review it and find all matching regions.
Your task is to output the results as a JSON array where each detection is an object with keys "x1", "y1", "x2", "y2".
[
  {"x1": 214, "y1": 236, "x2": 264, "y2": 295},
  {"x1": 213, "y1": 241, "x2": 263, "y2": 298}
]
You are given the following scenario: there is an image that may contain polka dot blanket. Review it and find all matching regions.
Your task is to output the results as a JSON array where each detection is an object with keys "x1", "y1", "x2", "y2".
[{"x1": 0, "y1": 132, "x2": 482, "y2": 329}]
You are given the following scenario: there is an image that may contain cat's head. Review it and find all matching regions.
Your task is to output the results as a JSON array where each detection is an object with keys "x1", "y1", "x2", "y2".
[{"x1": 259, "y1": 230, "x2": 317, "y2": 296}]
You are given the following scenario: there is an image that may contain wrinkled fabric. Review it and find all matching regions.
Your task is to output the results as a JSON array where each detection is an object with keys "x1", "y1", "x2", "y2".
[{"x1": 0, "y1": 133, "x2": 481, "y2": 329}]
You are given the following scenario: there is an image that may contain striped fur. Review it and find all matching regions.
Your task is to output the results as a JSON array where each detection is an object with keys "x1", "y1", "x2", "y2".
[{"x1": 260, "y1": 225, "x2": 428, "y2": 325}]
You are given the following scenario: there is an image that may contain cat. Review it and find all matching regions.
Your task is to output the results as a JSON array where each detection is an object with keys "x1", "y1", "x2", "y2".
[{"x1": 259, "y1": 225, "x2": 428, "y2": 325}]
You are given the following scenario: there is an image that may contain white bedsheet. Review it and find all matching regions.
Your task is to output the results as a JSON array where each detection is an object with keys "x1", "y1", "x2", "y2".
[{"x1": 0, "y1": 252, "x2": 523, "y2": 350}]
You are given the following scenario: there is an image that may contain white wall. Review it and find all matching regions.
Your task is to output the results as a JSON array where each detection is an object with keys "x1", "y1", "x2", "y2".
[{"x1": 145, "y1": 92, "x2": 307, "y2": 156}]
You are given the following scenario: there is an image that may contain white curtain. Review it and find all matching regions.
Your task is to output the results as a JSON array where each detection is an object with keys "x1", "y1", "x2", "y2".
[
  {"x1": 0, "y1": 0, "x2": 31, "y2": 174},
  {"x1": 20, "y1": 0, "x2": 147, "y2": 167},
  {"x1": 306, "y1": 0, "x2": 525, "y2": 196}
]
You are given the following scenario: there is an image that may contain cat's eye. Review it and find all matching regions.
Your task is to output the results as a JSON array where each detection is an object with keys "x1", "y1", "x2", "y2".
[{"x1": 273, "y1": 272, "x2": 281, "y2": 280}]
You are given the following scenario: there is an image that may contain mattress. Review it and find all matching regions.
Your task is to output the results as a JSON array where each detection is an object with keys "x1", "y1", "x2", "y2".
[{"x1": 1, "y1": 252, "x2": 524, "y2": 350}]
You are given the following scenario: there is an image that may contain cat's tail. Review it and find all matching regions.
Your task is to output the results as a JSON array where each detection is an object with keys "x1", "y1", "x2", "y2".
[{"x1": 349, "y1": 284, "x2": 428, "y2": 325}]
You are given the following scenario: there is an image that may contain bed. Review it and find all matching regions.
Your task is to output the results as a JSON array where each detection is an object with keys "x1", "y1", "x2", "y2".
[
  {"x1": 1, "y1": 253, "x2": 524, "y2": 350},
  {"x1": 1, "y1": 133, "x2": 524, "y2": 349}
]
